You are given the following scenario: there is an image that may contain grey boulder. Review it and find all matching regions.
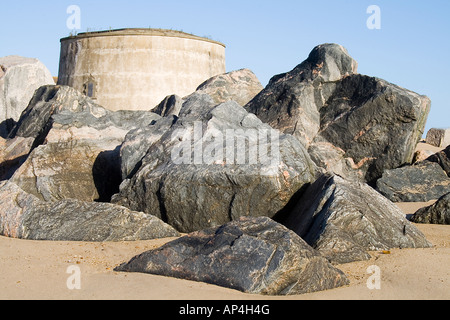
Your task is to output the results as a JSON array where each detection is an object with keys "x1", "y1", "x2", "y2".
[
  {"x1": 376, "y1": 162, "x2": 450, "y2": 202},
  {"x1": 0, "y1": 181, "x2": 179, "y2": 241},
  {"x1": 410, "y1": 192, "x2": 450, "y2": 225},
  {"x1": 279, "y1": 174, "x2": 432, "y2": 264},
  {"x1": 195, "y1": 68, "x2": 264, "y2": 106},
  {"x1": 0, "y1": 56, "x2": 54, "y2": 130},
  {"x1": 115, "y1": 216, "x2": 349, "y2": 295},
  {"x1": 113, "y1": 100, "x2": 317, "y2": 233},
  {"x1": 8, "y1": 85, "x2": 160, "y2": 202}
]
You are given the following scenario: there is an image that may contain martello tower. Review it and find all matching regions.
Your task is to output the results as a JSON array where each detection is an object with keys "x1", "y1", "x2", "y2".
[{"x1": 58, "y1": 28, "x2": 226, "y2": 111}]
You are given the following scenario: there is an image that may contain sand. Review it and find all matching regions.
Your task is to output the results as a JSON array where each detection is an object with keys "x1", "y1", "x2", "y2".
[
  {"x1": 0, "y1": 202, "x2": 448, "y2": 300},
  {"x1": 1, "y1": 142, "x2": 449, "y2": 300}
]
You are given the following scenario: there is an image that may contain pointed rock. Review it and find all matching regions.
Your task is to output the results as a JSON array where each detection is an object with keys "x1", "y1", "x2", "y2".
[{"x1": 115, "y1": 216, "x2": 349, "y2": 295}]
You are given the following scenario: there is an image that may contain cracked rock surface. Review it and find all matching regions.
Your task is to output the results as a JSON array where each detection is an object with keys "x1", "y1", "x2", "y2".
[{"x1": 115, "y1": 216, "x2": 349, "y2": 295}]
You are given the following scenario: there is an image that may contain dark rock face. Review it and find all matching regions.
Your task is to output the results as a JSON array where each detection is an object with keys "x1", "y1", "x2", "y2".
[
  {"x1": 113, "y1": 100, "x2": 317, "y2": 233},
  {"x1": 410, "y1": 193, "x2": 450, "y2": 225},
  {"x1": 152, "y1": 95, "x2": 183, "y2": 117},
  {"x1": 115, "y1": 216, "x2": 349, "y2": 295},
  {"x1": 279, "y1": 174, "x2": 432, "y2": 264},
  {"x1": 376, "y1": 162, "x2": 450, "y2": 202},
  {"x1": 246, "y1": 44, "x2": 430, "y2": 183},
  {"x1": 7, "y1": 85, "x2": 160, "y2": 202},
  {"x1": 0, "y1": 181, "x2": 179, "y2": 241},
  {"x1": 426, "y1": 145, "x2": 450, "y2": 177},
  {"x1": 195, "y1": 68, "x2": 264, "y2": 106}
]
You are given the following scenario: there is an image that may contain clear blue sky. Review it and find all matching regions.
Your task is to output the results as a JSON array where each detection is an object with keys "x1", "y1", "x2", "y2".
[{"x1": 1, "y1": 0, "x2": 448, "y2": 133}]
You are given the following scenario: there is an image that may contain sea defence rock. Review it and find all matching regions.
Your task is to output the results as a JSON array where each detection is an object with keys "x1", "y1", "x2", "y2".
[
  {"x1": 426, "y1": 128, "x2": 450, "y2": 148},
  {"x1": 376, "y1": 162, "x2": 450, "y2": 202},
  {"x1": 0, "y1": 136, "x2": 34, "y2": 180},
  {"x1": 245, "y1": 44, "x2": 430, "y2": 183},
  {"x1": 410, "y1": 192, "x2": 450, "y2": 225},
  {"x1": 115, "y1": 216, "x2": 349, "y2": 295},
  {"x1": 279, "y1": 174, "x2": 432, "y2": 264},
  {"x1": 113, "y1": 98, "x2": 317, "y2": 233},
  {"x1": 0, "y1": 56, "x2": 54, "y2": 133},
  {"x1": 195, "y1": 69, "x2": 264, "y2": 106},
  {"x1": 0, "y1": 181, "x2": 179, "y2": 241},
  {"x1": 9, "y1": 85, "x2": 160, "y2": 202},
  {"x1": 426, "y1": 145, "x2": 450, "y2": 177}
]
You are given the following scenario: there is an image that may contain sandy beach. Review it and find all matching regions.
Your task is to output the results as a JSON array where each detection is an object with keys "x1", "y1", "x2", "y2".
[
  {"x1": 1, "y1": 143, "x2": 448, "y2": 300},
  {"x1": 1, "y1": 201, "x2": 448, "y2": 300}
]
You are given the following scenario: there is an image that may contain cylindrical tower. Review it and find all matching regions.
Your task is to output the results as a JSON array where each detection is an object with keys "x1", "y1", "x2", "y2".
[{"x1": 58, "y1": 28, "x2": 226, "y2": 111}]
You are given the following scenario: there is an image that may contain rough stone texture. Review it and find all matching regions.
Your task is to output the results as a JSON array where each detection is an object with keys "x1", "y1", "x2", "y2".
[
  {"x1": 0, "y1": 181, "x2": 179, "y2": 241},
  {"x1": 120, "y1": 116, "x2": 178, "y2": 180},
  {"x1": 426, "y1": 128, "x2": 450, "y2": 148},
  {"x1": 195, "y1": 69, "x2": 264, "y2": 106},
  {"x1": 410, "y1": 193, "x2": 450, "y2": 225},
  {"x1": 0, "y1": 136, "x2": 34, "y2": 180},
  {"x1": 279, "y1": 174, "x2": 431, "y2": 264},
  {"x1": 245, "y1": 44, "x2": 430, "y2": 183},
  {"x1": 115, "y1": 216, "x2": 349, "y2": 295},
  {"x1": 58, "y1": 28, "x2": 226, "y2": 111},
  {"x1": 9, "y1": 85, "x2": 160, "y2": 202},
  {"x1": 0, "y1": 56, "x2": 54, "y2": 127},
  {"x1": 152, "y1": 95, "x2": 183, "y2": 117},
  {"x1": 376, "y1": 162, "x2": 450, "y2": 202},
  {"x1": 426, "y1": 145, "x2": 450, "y2": 177},
  {"x1": 412, "y1": 149, "x2": 435, "y2": 164},
  {"x1": 113, "y1": 99, "x2": 317, "y2": 233}
]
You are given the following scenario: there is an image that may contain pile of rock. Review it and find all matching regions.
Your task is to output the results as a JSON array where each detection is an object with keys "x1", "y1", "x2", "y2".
[{"x1": 0, "y1": 44, "x2": 444, "y2": 296}]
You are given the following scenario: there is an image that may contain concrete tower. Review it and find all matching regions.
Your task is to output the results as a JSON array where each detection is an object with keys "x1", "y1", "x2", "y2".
[{"x1": 58, "y1": 28, "x2": 226, "y2": 111}]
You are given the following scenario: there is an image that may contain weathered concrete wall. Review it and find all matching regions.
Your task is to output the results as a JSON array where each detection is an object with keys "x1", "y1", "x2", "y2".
[{"x1": 58, "y1": 29, "x2": 226, "y2": 112}]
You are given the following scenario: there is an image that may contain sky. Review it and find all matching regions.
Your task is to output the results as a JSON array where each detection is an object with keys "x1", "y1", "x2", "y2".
[{"x1": 0, "y1": 0, "x2": 449, "y2": 133}]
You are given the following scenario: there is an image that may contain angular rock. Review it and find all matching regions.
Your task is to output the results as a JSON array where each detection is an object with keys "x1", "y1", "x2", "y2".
[
  {"x1": 115, "y1": 216, "x2": 349, "y2": 295},
  {"x1": 410, "y1": 192, "x2": 450, "y2": 225},
  {"x1": 0, "y1": 181, "x2": 179, "y2": 241},
  {"x1": 0, "y1": 56, "x2": 54, "y2": 130},
  {"x1": 426, "y1": 145, "x2": 450, "y2": 177},
  {"x1": 245, "y1": 44, "x2": 430, "y2": 183},
  {"x1": 376, "y1": 162, "x2": 450, "y2": 202},
  {"x1": 9, "y1": 85, "x2": 160, "y2": 202},
  {"x1": 195, "y1": 69, "x2": 264, "y2": 106},
  {"x1": 279, "y1": 174, "x2": 431, "y2": 264},
  {"x1": 426, "y1": 128, "x2": 450, "y2": 148},
  {"x1": 0, "y1": 136, "x2": 34, "y2": 180},
  {"x1": 113, "y1": 100, "x2": 317, "y2": 233}
]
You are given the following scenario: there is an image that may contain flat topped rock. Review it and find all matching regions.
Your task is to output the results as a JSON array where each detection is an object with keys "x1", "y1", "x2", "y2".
[{"x1": 115, "y1": 216, "x2": 349, "y2": 296}]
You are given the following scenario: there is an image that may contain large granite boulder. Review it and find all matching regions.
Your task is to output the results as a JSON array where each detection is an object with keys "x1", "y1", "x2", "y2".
[
  {"x1": 113, "y1": 98, "x2": 317, "y2": 233},
  {"x1": 0, "y1": 56, "x2": 54, "y2": 135},
  {"x1": 195, "y1": 69, "x2": 264, "y2": 106},
  {"x1": 0, "y1": 136, "x2": 34, "y2": 180},
  {"x1": 278, "y1": 174, "x2": 431, "y2": 264},
  {"x1": 115, "y1": 216, "x2": 349, "y2": 295},
  {"x1": 245, "y1": 44, "x2": 430, "y2": 183},
  {"x1": 426, "y1": 145, "x2": 450, "y2": 177},
  {"x1": 410, "y1": 192, "x2": 450, "y2": 225},
  {"x1": 376, "y1": 162, "x2": 450, "y2": 202},
  {"x1": 9, "y1": 85, "x2": 160, "y2": 202},
  {"x1": 0, "y1": 181, "x2": 179, "y2": 241}
]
